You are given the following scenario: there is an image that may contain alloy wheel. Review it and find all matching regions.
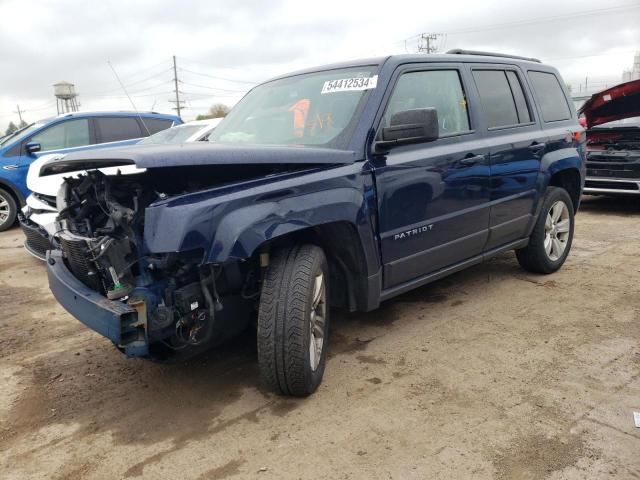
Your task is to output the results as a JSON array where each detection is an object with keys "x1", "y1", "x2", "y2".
[
  {"x1": 544, "y1": 200, "x2": 570, "y2": 261},
  {"x1": 309, "y1": 272, "x2": 326, "y2": 371},
  {"x1": 0, "y1": 192, "x2": 10, "y2": 226}
]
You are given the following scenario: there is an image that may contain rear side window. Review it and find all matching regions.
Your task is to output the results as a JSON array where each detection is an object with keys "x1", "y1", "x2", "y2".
[
  {"x1": 139, "y1": 118, "x2": 174, "y2": 136},
  {"x1": 381, "y1": 69, "x2": 470, "y2": 136},
  {"x1": 30, "y1": 119, "x2": 90, "y2": 152},
  {"x1": 528, "y1": 71, "x2": 571, "y2": 122},
  {"x1": 473, "y1": 70, "x2": 523, "y2": 128},
  {"x1": 95, "y1": 117, "x2": 143, "y2": 143}
]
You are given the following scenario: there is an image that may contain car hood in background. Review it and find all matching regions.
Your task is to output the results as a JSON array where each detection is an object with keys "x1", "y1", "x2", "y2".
[
  {"x1": 579, "y1": 79, "x2": 640, "y2": 128},
  {"x1": 39, "y1": 143, "x2": 357, "y2": 176},
  {"x1": 29, "y1": 153, "x2": 144, "y2": 196}
]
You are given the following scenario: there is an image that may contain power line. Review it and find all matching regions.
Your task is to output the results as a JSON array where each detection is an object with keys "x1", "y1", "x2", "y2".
[
  {"x1": 88, "y1": 59, "x2": 173, "y2": 92},
  {"x1": 542, "y1": 50, "x2": 638, "y2": 61},
  {"x1": 93, "y1": 91, "x2": 175, "y2": 99},
  {"x1": 86, "y1": 67, "x2": 174, "y2": 96},
  {"x1": 178, "y1": 67, "x2": 258, "y2": 85},
  {"x1": 178, "y1": 80, "x2": 249, "y2": 93},
  {"x1": 181, "y1": 91, "x2": 245, "y2": 99},
  {"x1": 401, "y1": 3, "x2": 639, "y2": 44},
  {"x1": 91, "y1": 79, "x2": 174, "y2": 98}
]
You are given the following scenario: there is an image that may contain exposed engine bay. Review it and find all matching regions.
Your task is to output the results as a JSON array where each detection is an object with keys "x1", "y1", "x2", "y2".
[
  {"x1": 587, "y1": 128, "x2": 640, "y2": 152},
  {"x1": 585, "y1": 127, "x2": 640, "y2": 191},
  {"x1": 53, "y1": 167, "x2": 284, "y2": 359}
]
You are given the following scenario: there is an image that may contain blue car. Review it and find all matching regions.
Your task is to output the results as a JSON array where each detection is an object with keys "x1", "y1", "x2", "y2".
[{"x1": 0, "y1": 111, "x2": 182, "y2": 231}]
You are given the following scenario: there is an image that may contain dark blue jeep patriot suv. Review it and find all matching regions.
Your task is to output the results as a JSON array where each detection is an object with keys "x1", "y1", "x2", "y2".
[{"x1": 44, "y1": 50, "x2": 585, "y2": 396}]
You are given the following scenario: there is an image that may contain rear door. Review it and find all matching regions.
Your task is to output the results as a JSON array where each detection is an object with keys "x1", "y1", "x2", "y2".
[
  {"x1": 373, "y1": 64, "x2": 491, "y2": 288},
  {"x1": 526, "y1": 69, "x2": 582, "y2": 194},
  {"x1": 468, "y1": 65, "x2": 547, "y2": 250}
]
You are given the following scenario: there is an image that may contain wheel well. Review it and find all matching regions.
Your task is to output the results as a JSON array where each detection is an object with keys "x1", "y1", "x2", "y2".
[
  {"x1": 0, "y1": 181, "x2": 24, "y2": 208},
  {"x1": 549, "y1": 169, "x2": 581, "y2": 211},
  {"x1": 257, "y1": 222, "x2": 369, "y2": 311}
]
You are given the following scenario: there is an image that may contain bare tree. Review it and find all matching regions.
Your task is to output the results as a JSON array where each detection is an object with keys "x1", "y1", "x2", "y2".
[
  {"x1": 4, "y1": 121, "x2": 17, "y2": 136},
  {"x1": 196, "y1": 103, "x2": 230, "y2": 120}
]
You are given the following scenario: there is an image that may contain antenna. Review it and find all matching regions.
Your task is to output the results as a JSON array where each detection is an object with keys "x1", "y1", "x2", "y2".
[{"x1": 107, "y1": 60, "x2": 151, "y2": 135}]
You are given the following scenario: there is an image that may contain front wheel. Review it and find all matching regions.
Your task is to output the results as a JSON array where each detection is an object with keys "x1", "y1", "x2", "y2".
[
  {"x1": 516, "y1": 187, "x2": 575, "y2": 274},
  {"x1": 257, "y1": 244, "x2": 330, "y2": 396}
]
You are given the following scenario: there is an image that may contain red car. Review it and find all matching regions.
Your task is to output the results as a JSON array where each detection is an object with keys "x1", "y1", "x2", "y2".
[{"x1": 579, "y1": 79, "x2": 640, "y2": 196}]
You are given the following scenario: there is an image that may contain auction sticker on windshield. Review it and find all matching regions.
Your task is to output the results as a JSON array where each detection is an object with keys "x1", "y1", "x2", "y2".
[{"x1": 322, "y1": 75, "x2": 378, "y2": 94}]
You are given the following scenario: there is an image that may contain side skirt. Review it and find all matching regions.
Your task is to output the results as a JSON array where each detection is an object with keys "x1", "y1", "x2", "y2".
[{"x1": 379, "y1": 238, "x2": 529, "y2": 302}]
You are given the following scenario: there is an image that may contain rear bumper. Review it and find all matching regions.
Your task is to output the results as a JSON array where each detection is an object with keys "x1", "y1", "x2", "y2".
[
  {"x1": 46, "y1": 250, "x2": 144, "y2": 353},
  {"x1": 583, "y1": 177, "x2": 640, "y2": 195}
]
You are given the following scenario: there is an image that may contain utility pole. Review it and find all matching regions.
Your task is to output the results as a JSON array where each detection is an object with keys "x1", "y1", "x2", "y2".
[
  {"x1": 417, "y1": 33, "x2": 442, "y2": 54},
  {"x1": 14, "y1": 105, "x2": 24, "y2": 125},
  {"x1": 170, "y1": 55, "x2": 185, "y2": 117}
]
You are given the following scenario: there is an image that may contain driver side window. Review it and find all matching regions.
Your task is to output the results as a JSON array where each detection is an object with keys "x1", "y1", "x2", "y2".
[
  {"x1": 381, "y1": 70, "x2": 470, "y2": 136},
  {"x1": 30, "y1": 119, "x2": 90, "y2": 152}
]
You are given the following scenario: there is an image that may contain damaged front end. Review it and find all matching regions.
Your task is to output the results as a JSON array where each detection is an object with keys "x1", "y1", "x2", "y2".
[{"x1": 48, "y1": 169, "x2": 255, "y2": 359}]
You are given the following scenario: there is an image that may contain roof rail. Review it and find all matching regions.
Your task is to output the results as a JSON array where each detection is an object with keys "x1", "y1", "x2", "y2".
[{"x1": 446, "y1": 49, "x2": 541, "y2": 63}]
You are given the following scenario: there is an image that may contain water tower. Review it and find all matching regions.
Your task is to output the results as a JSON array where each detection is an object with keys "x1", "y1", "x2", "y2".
[{"x1": 54, "y1": 81, "x2": 80, "y2": 114}]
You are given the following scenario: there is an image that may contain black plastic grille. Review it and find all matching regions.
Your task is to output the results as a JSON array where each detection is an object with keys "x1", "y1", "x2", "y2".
[
  {"x1": 586, "y1": 151, "x2": 640, "y2": 179},
  {"x1": 59, "y1": 235, "x2": 103, "y2": 292},
  {"x1": 585, "y1": 180, "x2": 639, "y2": 191},
  {"x1": 19, "y1": 217, "x2": 53, "y2": 259}
]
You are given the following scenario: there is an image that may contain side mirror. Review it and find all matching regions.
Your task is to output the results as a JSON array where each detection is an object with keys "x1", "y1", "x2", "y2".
[
  {"x1": 25, "y1": 142, "x2": 41, "y2": 154},
  {"x1": 377, "y1": 108, "x2": 439, "y2": 149}
]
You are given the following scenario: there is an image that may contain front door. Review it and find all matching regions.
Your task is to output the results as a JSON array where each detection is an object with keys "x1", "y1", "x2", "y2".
[{"x1": 373, "y1": 66, "x2": 491, "y2": 289}]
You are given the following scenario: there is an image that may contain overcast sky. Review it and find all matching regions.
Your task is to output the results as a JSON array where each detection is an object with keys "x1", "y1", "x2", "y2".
[{"x1": 0, "y1": 0, "x2": 638, "y2": 132}]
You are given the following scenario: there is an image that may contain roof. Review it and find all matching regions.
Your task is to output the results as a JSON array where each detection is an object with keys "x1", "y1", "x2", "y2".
[
  {"x1": 266, "y1": 52, "x2": 550, "y2": 83},
  {"x1": 54, "y1": 110, "x2": 181, "y2": 120}
]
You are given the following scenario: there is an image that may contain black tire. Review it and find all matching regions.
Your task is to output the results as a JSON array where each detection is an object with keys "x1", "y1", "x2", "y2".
[
  {"x1": 516, "y1": 187, "x2": 575, "y2": 274},
  {"x1": 0, "y1": 188, "x2": 17, "y2": 232},
  {"x1": 257, "y1": 244, "x2": 330, "y2": 396}
]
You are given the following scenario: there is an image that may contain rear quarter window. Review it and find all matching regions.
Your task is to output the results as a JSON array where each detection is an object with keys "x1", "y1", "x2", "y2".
[
  {"x1": 528, "y1": 71, "x2": 571, "y2": 122},
  {"x1": 472, "y1": 70, "x2": 520, "y2": 128},
  {"x1": 139, "y1": 118, "x2": 175, "y2": 136},
  {"x1": 95, "y1": 117, "x2": 143, "y2": 143}
]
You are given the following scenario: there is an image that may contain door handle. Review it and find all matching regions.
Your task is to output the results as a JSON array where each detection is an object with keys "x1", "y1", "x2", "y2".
[
  {"x1": 528, "y1": 142, "x2": 546, "y2": 153},
  {"x1": 459, "y1": 154, "x2": 484, "y2": 167}
]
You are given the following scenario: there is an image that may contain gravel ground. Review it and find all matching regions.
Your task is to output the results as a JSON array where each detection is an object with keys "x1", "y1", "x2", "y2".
[{"x1": 1, "y1": 195, "x2": 639, "y2": 480}]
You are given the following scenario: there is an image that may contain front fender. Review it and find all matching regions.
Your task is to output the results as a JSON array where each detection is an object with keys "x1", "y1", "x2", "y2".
[
  {"x1": 208, "y1": 187, "x2": 364, "y2": 262},
  {"x1": 143, "y1": 164, "x2": 380, "y2": 274}
]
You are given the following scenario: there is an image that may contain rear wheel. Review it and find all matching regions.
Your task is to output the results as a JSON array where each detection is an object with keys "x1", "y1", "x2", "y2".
[
  {"x1": 257, "y1": 244, "x2": 330, "y2": 396},
  {"x1": 0, "y1": 188, "x2": 17, "y2": 232},
  {"x1": 516, "y1": 187, "x2": 574, "y2": 274}
]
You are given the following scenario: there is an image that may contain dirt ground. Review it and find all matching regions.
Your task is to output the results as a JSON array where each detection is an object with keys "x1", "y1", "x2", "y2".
[{"x1": 1, "y1": 195, "x2": 639, "y2": 480}]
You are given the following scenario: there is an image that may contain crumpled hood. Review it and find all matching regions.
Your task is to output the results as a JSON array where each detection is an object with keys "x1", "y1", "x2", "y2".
[
  {"x1": 579, "y1": 79, "x2": 640, "y2": 128},
  {"x1": 40, "y1": 143, "x2": 357, "y2": 176}
]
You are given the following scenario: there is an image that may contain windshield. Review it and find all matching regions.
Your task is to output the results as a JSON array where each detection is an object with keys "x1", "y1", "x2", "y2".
[
  {"x1": 208, "y1": 67, "x2": 378, "y2": 149},
  {"x1": 139, "y1": 124, "x2": 205, "y2": 144},
  {"x1": 0, "y1": 122, "x2": 44, "y2": 147},
  {"x1": 592, "y1": 116, "x2": 640, "y2": 129}
]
